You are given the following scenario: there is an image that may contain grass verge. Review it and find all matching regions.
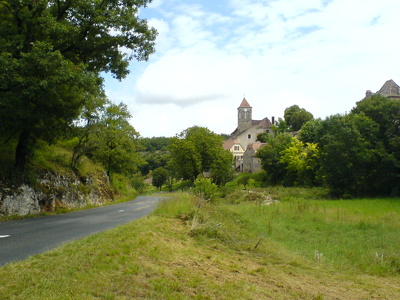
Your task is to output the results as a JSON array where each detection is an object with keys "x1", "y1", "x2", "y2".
[{"x1": 0, "y1": 192, "x2": 399, "y2": 299}]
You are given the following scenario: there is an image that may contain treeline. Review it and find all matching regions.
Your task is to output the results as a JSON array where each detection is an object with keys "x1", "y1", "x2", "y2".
[
  {"x1": 257, "y1": 94, "x2": 400, "y2": 198},
  {"x1": 140, "y1": 95, "x2": 400, "y2": 199},
  {"x1": 139, "y1": 128, "x2": 234, "y2": 191}
]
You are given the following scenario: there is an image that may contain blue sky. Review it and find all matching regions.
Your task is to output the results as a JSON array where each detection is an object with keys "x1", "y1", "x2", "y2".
[{"x1": 104, "y1": 0, "x2": 400, "y2": 137}]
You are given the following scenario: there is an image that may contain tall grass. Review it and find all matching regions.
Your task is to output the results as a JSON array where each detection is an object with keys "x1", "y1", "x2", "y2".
[
  {"x1": 225, "y1": 195, "x2": 400, "y2": 276},
  {"x1": 152, "y1": 190, "x2": 400, "y2": 276}
]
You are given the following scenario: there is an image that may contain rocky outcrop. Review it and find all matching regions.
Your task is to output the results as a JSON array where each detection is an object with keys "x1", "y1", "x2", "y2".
[
  {"x1": 0, "y1": 185, "x2": 41, "y2": 216},
  {"x1": 0, "y1": 172, "x2": 114, "y2": 216}
]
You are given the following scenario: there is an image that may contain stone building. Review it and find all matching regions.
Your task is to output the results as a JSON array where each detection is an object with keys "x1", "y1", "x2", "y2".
[
  {"x1": 223, "y1": 98, "x2": 273, "y2": 173},
  {"x1": 229, "y1": 98, "x2": 274, "y2": 148},
  {"x1": 365, "y1": 79, "x2": 400, "y2": 99},
  {"x1": 242, "y1": 142, "x2": 266, "y2": 173}
]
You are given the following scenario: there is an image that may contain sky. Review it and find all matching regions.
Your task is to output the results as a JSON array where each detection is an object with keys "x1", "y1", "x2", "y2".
[{"x1": 103, "y1": 0, "x2": 400, "y2": 138}]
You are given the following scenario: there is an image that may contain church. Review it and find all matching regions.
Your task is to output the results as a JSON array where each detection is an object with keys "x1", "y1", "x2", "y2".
[{"x1": 223, "y1": 98, "x2": 274, "y2": 172}]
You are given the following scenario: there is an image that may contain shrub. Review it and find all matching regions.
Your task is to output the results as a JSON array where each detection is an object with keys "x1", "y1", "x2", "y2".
[
  {"x1": 251, "y1": 171, "x2": 268, "y2": 187},
  {"x1": 192, "y1": 176, "x2": 218, "y2": 200},
  {"x1": 130, "y1": 174, "x2": 147, "y2": 194}
]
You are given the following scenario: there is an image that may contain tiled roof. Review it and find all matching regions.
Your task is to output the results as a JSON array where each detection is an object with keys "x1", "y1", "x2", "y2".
[
  {"x1": 239, "y1": 98, "x2": 252, "y2": 108},
  {"x1": 230, "y1": 117, "x2": 273, "y2": 138},
  {"x1": 223, "y1": 139, "x2": 240, "y2": 150},
  {"x1": 252, "y1": 117, "x2": 273, "y2": 128},
  {"x1": 230, "y1": 127, "x2": 239, "y2": 137},
  {"x1": 377, "y1": 79, "x2": 400, "y2": 96},
  {"x1": 248, "y1": 142, "x2": 266, "y2": 152}
]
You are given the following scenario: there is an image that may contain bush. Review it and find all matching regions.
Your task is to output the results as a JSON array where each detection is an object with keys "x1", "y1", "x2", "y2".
[
  {"x1": 236, "y1": 173, "x2": 251, "y2": 189},
  {"x1": 192, "y1": 176, "x2": 218, "y2": 200},
  {"x1": 251, "y1": 171, "x2": 268, "y2": 187},
  {"x1": 130, "y1": 174, "x2": 147, "y2": 194},
  {"x1": 111, "y1": 173, "x2": 137, "y2": 197}
]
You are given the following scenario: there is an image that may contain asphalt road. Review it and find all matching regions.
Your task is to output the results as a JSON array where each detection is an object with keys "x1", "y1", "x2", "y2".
[{"x1": 0, "y1": 196, "x2": 161, "y2": 267}]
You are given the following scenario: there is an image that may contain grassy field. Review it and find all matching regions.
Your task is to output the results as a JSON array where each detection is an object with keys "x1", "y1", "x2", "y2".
[{"x1": 0, "y1": 189, "x2": 399, "y2": 299}]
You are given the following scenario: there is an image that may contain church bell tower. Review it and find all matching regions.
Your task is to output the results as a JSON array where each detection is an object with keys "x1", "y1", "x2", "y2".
[{"x1": 238, "y1": 98, "x2": 252, "y2": 132}]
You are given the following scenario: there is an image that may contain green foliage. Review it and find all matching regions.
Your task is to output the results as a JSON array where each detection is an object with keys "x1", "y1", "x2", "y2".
[
  {"x1": 32, "y1": 142, "x2": 72, "y2": 174},
  {"x1": 236, "y1": 173, "x2": 252, "y2": 189},
  {"x1": 174, "y1": 180, "x2": 194, "y2": 191},
  {"x1": 0, "y1": 0, "x2": 157, "y2": 175},
  {"x1": 256, "y1": 133, "x2": 294, "y2": 185},
  {"x1": 315, "y1": 113, "x2": 396, "y2": 197},
  {"x1": 168, "y1": 137, "x2": 201, "y2": 182},
  {"x1": 0, "y1": 139, "x2": 17, "y2": 181},
  {"x1": 250, "y1": 170, "x2": 269, "y2": 187},
  {"x1": 140, "y1": 137, "x2": 171, "y2": 152},
  {"x1": 152, "y1": 167, "x2": 170, "y2": 191},
  {"x1": 110, "y1": 173, "x2": 137, "y2": 197},
  {"x1": 270, "y1": 117, "x2": 290, "y2": 135},
  {"x1": 192, "y1": 176, "x2": 218, "y2": 200},
  {"x1": 139, "y1": 137, "x2": 171, "y2": 176},
  {"x1": 280, "y1": 139, "x2": 320, "y2": 186},
  {"x1": 168, "y1": 126, "x2": 233, "y2": 185},
  {"x1": 90, "y1": 102, "x2": 144, "y2": 177},
  {"x1": 351, "y1": 95, "x2": 400, "y2": 194},
  {"x1": 284, "y1": 105, "x2": 314, "y2": 131},
  {"x1": 209, "y1": 147, "x2": 234, "y2": 185},
  {"x1": 292, "y1": 95, "x2": 400, "y2": 198},
  {"x1": 130, "y1": 174, "x2": 148, "y2": 194},
  {"x1": 140, "y1": 151, "x2": 170, "y2": 176},
  {"x1": 298, "y1": 118, "x2": 323, "y2": 144},
  {"x1": 67, "y1": 95, "x2": 108, "y2": 171}
]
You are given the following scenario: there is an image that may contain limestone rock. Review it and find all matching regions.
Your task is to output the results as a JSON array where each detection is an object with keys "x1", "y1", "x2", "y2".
[{"x1": 0, "y1": 172, "x2": 114, "y2": 216}]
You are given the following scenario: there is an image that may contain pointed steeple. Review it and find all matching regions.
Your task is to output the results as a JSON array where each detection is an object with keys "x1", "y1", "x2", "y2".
[
  {"x1": 237, "y1": 98, "x2": 252, "y2": 132},
  {"x1": 239, "y1": 98, "x2": 252, "y2": 108}
]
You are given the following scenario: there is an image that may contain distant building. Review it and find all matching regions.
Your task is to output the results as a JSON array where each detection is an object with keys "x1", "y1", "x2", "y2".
[
  {"x1": 242, "y1": 142, "x2": 266, "y2": 173},
  {"x1": 222, "y1": 139, "x2": 245, "y2": 171},
  {"x1": 223, "y1": 98, "x2": 273, "y2": 172},
  {"x1": 229, "y1": 98, "x2": 274, "y2": 148},
  {"x1": 365, "y1": 79, "x2": 400, "y2": 99}
]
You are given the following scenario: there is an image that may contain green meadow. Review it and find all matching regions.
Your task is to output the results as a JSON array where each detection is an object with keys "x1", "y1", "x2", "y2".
[{"x1": 0, "y1": 188, "x2": 399, "y2": 299}]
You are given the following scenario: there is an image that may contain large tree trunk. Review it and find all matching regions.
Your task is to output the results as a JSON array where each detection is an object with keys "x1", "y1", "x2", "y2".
[{"x1": 15, "y1": 129, "x2": 33, "y2": 180}]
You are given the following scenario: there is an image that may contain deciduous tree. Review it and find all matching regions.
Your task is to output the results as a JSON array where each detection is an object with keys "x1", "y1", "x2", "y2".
[
  {"x1": 0, "y1": 0, "x2": 156, "y2": 176},
  {"x1": 91, "y1": 102, "x2": 143, "y2": 178},
  {"x1": 280, "y1": 139, "x2": 319, "y2": 186},
  {"x1": 152, "y1": 167, "x2": 170, "y2": 191},
  {"x1": 168, "y1": 126, "x2": 233, "y2": 185},
  {"x1": 256, "y1": 133, "x2": 294, "y2": 185},
  {"x1": 284, "y1": 105, "x2": 313, "y2": 131}
]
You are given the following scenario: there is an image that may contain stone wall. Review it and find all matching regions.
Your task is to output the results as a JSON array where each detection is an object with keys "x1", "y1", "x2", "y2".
[{"x1": 0, "y1": 172, "x2": 114, "y2": 216}]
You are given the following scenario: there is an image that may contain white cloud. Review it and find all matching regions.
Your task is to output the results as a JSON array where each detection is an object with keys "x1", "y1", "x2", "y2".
[
  {"x1": 135, "y1": 49, "x2": 252, "y2": 105},
  {"x1": 105, "y1": 0, "x2": 400, "y2": 137}
]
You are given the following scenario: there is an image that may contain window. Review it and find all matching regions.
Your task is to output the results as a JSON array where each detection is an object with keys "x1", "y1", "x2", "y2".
[
  {"x1": 248, "y1": 134, "x2": 251, "y2": 139},
  {"x1": 266, "y1": 129, "x2": 270, "y2": 133},
  {"x1": 234, "y1": 146, "x2": 239, "y2": 151}
]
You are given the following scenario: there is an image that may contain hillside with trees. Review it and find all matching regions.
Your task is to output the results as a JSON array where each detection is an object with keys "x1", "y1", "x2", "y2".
[
  {"x1": 0, "y1": 0, "x2": 156, "y2": 177},
  {"x1": 0, "y1": 0, "x2": 157, "y2": 214}
]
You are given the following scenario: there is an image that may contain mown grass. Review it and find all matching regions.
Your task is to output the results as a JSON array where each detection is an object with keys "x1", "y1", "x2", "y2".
[{"x1": 0, "y1": 191, "x2": 399, "y2": 299}]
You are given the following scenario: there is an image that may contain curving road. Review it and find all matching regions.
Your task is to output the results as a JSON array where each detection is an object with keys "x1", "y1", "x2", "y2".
[{"x1": 0, "y1": 196, "x2": 161, "y2": 267}]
